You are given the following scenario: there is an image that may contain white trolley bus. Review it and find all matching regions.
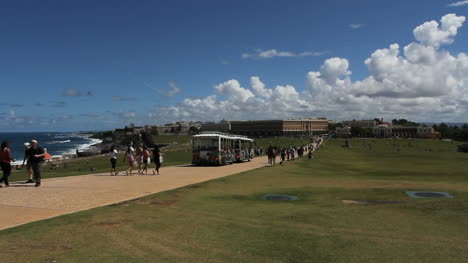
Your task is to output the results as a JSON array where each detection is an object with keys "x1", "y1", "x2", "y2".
[{"x1": 192, "y1": 132, "x2": 255, "y2": 165}]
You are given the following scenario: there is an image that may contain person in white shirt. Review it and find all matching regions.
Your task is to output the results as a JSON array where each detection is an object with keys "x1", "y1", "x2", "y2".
[
  {"x1": 123, "y1": 144, "x2": 135, "y2": 176},
  {"x1": 109, "y1": 145, "x2": 119, "y2": 176}
]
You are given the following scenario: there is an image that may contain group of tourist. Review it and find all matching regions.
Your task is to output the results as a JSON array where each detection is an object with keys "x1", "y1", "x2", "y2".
[
  {"x1": 0, "y1": 139, "x2": 45, "y2": 188},
  {"x1": 1, "y1": 136, "x2": 323, "y2": 187},
  {"x1": 0, "y1": 138, "x2": 164, "y2": 188},
  {"x1": 266, "y1": 140, "x2": 321, "y2": 167},
  {"x1": 120, "y1": 143, "x2": 162, "y2": 176}
]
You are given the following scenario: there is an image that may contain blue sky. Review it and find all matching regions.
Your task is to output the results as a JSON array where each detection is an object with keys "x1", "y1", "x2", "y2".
[{"x1": 1, "y1": 0, "x2": 468, "y2": 131}]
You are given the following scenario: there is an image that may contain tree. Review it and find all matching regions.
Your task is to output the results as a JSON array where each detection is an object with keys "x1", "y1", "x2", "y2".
[
  {"x1": 351, "y1": 126, "x2": 365, "y2": 137},
  {"x1": 439, "y1": 123, "x2": 449, "y2": 138},
  {"x1": 328, "y1": 122, "x2": 342, "y2": 131},
  {"x1": 188, "y1": 126, "x2": 199, "y2": 135}
]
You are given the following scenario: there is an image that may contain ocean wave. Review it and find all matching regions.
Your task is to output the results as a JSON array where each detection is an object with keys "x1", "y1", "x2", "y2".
[
  {"x1": 46, "y1": 140, "x2": 71, "y2": 144},
  {"x1": 61, "y1": 138, "x2": 103, "y2": 155}
]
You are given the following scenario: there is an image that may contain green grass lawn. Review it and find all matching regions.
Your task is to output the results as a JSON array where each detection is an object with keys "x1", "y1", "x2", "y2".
[
  {"x1": 1, "y1": 138, "x2": 468, "y2": 262},
  {"x1": 153, "y1": 135, "x2": 192, "y2": 145}
]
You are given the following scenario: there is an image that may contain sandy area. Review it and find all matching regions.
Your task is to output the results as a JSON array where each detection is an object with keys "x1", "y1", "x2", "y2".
[{"x1": 0, "y1": 157, "x2": 269, "y2": 231}]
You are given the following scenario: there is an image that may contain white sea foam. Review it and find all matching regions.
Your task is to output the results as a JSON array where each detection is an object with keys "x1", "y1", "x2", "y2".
[
  {"x1": 47, "y1": 140, "x2": 71, "y2": 144},
  {"x1": 61, "y1": 137, "x2": 102, "y2": 155}
]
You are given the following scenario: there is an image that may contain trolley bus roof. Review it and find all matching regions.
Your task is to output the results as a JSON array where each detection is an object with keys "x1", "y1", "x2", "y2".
[{"x1": 192, "y1": 131, "x2": 254, "y2": 142}]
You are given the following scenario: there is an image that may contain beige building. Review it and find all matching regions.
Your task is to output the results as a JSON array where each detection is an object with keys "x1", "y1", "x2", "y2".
[
  {"x1": 417, "y1": 126, "x2": 437, "y2": 138},
  {"x1": 283, "y1": 118, "x2": 329, "y2": 135},
  {"x1": 373, "y1": 126, "x2": 437, "y2": 138},
  {"x1": 144, "y1": 125, "x2": 165, "y2": 135},
  {"x1": 230, "y1": 118, "x2": 329, "y2": 136},
  {"x1": 373, "y1": 126, "x2": 393, "y2": 138}
]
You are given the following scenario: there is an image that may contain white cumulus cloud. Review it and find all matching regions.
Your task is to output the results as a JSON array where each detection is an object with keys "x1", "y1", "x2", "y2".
[
  {"x1": 159, "y1": 81, "x2": 182, "y2": 98},
  {"x1": 350, "y1": 24, "x2": 363, "y2": 29},
  {"x1": 413, "y1": 13, "x2": 465, "y2": 48},
  {"x1": 242, "y1": 49, "x2": 324, "y2": 59},
  {"x1": 214, "y1": 79, "x2": 255, "y2": 103},
  {"x1": 250, "y1": 77, "x2": 272, "y2": 98},
  {"x1": 448, "y1": 0, "x2": 468, "y2": 7},
  {"x1": 151, "y1": 13, "x2": 468, "y2": 124}
]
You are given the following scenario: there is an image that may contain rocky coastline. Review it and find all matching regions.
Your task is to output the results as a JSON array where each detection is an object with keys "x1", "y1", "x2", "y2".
[{"x1": 83, "y1": 130, "x2": 168, "y2": 157}]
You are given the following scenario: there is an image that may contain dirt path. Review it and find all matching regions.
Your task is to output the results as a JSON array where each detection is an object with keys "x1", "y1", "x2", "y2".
[{"x1": 0, "y1": 157, "x2": 269, "y2": 231}]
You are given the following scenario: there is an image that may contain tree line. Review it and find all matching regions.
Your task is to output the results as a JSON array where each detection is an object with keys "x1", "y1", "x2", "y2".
[{"x1": 432, "y1": 123, "x2": 468, "y2": 141}]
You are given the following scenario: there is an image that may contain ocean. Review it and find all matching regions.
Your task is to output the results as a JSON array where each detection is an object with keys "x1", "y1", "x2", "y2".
[{"x1": 0, "y1": 132, "x2": 102, "y2": 164}]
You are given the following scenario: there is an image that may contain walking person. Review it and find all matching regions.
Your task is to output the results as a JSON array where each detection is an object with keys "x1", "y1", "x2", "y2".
[
  {"x1": 141, "y1": 146, "x2": 150, "y2": 175},
  {"x1": 136, "y1": 143, "x2": 143, "y2": 175},
  {"x1": 22, "y1": 142, "x2": 34, "y2": 183},
  {"x1": 29, "y1": 140, "x2": 45, "y2": 187},
  {"x1": 280, "y1": 148, "x2": 286, "y2": 165},
  {"x1": 267, "y1": 146, "x2": 276, "y2": 167},
  {"x1": 0, "y1": 141, "x2": 16, "y2": 188},
  {"x1": 109, "y1": 145, "x2": 119, "y2": 176},
  {"x1": 152, "y1": 145, "x2": 161, "y2": 175},
  {"x1": 123, "y1": 144, "x2": 135, "y2": 176},
  {"x1": 266, "y1": 146, "x2": 273, "y2": 166}
]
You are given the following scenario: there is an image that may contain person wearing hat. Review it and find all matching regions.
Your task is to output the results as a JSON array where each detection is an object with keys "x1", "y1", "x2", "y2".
[
  {"x1": 29, "y1": 140, "x2": 45, "y2": 187},
  {"x1": 22, "y1": 142, "x2": 34, "y2": 183}
]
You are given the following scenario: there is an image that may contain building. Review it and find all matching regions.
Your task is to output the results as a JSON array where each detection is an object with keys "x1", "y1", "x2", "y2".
[
  {"x1": 342, "y1": 119, "x2": 377, "y2": 128},
  {"x1": 230, "y1": 120, "x2": 284, "y2": 136},
  {"x1": 335, "y1": 127, "x2": 351, "y2": 138},
  {"x1": 200, "y1": 120, "x2": 231, "y2": 132},
  {"x1": 163, "y1": 123, "x2": 175, "y2": 133},
  {"x1": 373, "y1": 125, "x2": 437, "y2": 138},
  {"x1": 162, "y1": 122, "x2": 191, "y2": 133},
  {"x1": 189, "y1": 121, "x2": 203, "y2": 130},
  {"x1": 230, "y1": 118, "x2": 329, "y2": 136},
  {"x1": 373, "y1": 126, "x2": 393, "y2": 138},
  {"x1": 391, "y1": 126, "x2": 418, "y2": 137},
  {"x1": 144, "y1": 125, "x2": 165, "y2": 135},
  {"x1": 178, "y1": 122, "x2": 190, "y2": 133},
  {"x1": 283, "y1": 118, "x2": 329, "y2": 135},
  {"x1": 417, "y1": 126, "x2": 438, "y2": 139}
]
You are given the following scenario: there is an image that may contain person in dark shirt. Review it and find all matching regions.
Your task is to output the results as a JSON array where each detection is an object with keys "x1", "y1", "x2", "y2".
[
  {"x1": 152, "y1": 145, "x2": 161, "y2": 175},
  {"x1": 29, "y1": 140, "x2": 45, "y2": 187},
  {"x1": 22, "y1": 142, "x2": 34, "y2": 183}
]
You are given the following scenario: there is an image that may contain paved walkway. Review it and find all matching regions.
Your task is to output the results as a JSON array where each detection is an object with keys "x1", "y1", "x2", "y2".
[{"x1": 0, "y1": 157, "x2": 269, "y2": 231}]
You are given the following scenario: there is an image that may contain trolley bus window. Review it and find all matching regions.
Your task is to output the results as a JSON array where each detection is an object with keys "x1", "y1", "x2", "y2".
[{"x1": 193, "y1": 139, "x2": 219, "y2": 151}]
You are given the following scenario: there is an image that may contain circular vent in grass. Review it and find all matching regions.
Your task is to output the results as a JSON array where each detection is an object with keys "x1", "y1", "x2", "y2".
[
  {"x1": 405, "y1": 191, "x2": 453, "y2": 198},
  {"x1": 414, "y1": 192, "x2": 446, "y2": 198}
]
